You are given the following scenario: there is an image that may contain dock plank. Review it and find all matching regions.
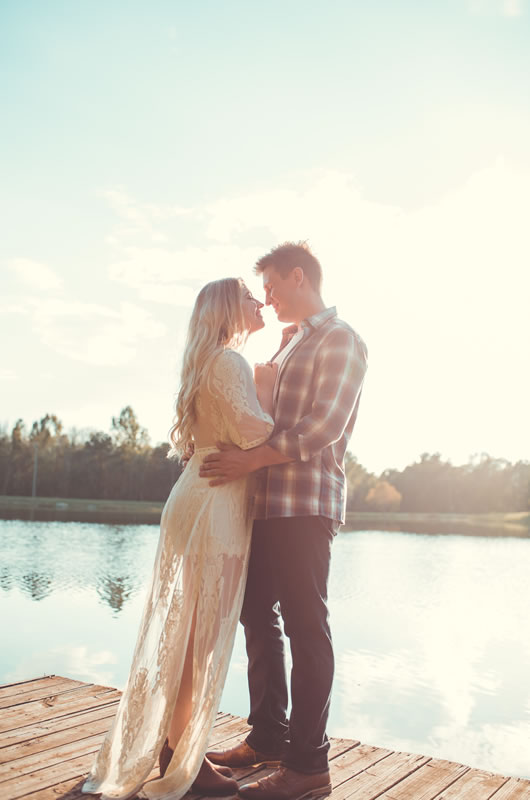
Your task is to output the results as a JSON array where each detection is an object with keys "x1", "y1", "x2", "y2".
[
  {"x1": 0, "y1": 679, "x2": 87, "y2": 710},
  {"x1": 0, "y1": 676, "x2": 58, "y2": 692},
  {"x1": 431, "y1": 768, "x2": 509, "y2": 799},
  {"x1": 0, "y1": 676, "x2": 72, "y2": 702},
  {"x1": 0, "y1": 704, "x2": 118, "y2": 753},
  {"x1": 329, "y1": 743, "x2": 394, "y2": 787},
  {"x1": 0, "y1": 686, "x2": 121, "y2": 734},
  {"x1": 0, "y1": 751, "x2": 101, "y2": 799},
  {"x1": 205, "y1": 714, "x2": 251, "y2": 746},
  {"x1": 489, "y1": 778, "x2": 530, "y2": 799},
  {"x1": 331, "y1": 750, "x2": 431, "y2": 800},
  {"x1": 0, "y1": 732, "x2": 105, "y2": 783},
  {"x1": 0, "y1": 676, "x2": 529, "y2": 800},
  {"x1": 15, "y1": 776, "x2": 86, "y2": 800},
  {"x1": 0, "y1": 717, "x2": 113, "y2": 774},
  {"x1": 381, "y1": 757, "x2": 470, "y2": 799},
  {"x1": 14, "y1": 777, "x2": 89, "y2": 800},
  {"x1": 211, "y1": 711, "x2": 232, "y2": 727}
]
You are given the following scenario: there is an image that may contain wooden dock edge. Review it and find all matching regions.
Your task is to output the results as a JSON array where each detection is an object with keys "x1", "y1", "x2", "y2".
[{"x1": 0, "y1": 675, "x2": 529, "y2": 799}]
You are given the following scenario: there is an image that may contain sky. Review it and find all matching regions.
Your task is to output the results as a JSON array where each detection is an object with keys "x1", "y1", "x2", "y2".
[{"x1": 1, "y1": 0, "x2": 529, "y2": 475}]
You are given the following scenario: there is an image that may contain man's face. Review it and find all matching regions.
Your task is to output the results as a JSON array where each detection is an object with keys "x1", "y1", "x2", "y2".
[{"x1": 261, "y1": 265, "x2": 298, "y2": 323}]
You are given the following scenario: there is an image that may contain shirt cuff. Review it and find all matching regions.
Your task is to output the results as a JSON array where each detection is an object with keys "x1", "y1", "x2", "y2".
[{"x1": 268, "y1": 431, "x2": 312, "y2": 462}]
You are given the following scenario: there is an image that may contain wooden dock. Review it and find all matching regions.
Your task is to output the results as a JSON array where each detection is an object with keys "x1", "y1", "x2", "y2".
[{"x1": 1, "y1": 676, "x2": 529, "y2": 799}]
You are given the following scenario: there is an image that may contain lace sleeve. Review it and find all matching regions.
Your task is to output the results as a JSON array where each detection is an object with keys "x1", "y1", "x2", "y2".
[{"x1": 209, "y1": 350, "x2": 274, "y2": 450}]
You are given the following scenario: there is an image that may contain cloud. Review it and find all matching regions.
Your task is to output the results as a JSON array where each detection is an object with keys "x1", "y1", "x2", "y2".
[
  {"x1": 0, "y1": 369, "x2": 16, "y2": 381},
  {"x1": 28, "y1": 298, "x2": 166, "y2": 366},
  {"x1": 4, "y1": 645, "x2": 118, "y2": 686},
  {"x1": 107, "y1": 243, "x2": 265, "y2": 304},
  {"x1": 0, "y1": 300, "x2": 28, "y2": 314},
  {"x1": 502, "y1": 0, "x2": 525, "y2": 15},
  {"x1": 204, "y1": 170, "x2": 385, "y2": 246},
  {"x1": 467, "y1": 0, "x2": 527, "y2": 15},
  {"x1": 8, "y1": 258, "x2": 63, "y2": 291},
  {"x1": 102, "y1": 189, "x2": 270, "y2": 305},
  {"x1": 101, "y1": 189, "x2": 193, "y2": 244}
]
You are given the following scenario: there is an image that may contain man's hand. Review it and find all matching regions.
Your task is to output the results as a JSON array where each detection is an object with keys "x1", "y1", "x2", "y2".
[{"x1": 199, "y1": 442, "x2": 257, "y2": 486}]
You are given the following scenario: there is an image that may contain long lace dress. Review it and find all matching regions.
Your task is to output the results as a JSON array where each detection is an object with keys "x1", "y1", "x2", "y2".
[{"x1": 82, "y1": 349, "x2": 273, "y2": 800}]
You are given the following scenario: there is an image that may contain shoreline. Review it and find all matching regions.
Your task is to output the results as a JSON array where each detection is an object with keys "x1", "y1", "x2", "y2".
[
  {"x1": 345, "y1": 509, "x2": 530, "y2": 536},
  {"x1": 0, "y1": 495, "x2": 528, "y2": 534}
]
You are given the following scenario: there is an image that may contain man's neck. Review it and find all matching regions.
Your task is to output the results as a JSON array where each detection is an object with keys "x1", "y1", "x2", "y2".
[{"x1": 293, "y1": 296, "x2": 326, "y2": 327}]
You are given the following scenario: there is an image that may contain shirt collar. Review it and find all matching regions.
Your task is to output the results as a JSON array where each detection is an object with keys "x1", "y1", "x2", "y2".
[
  {"x1": 277, "y1": 307, "x2": 337, "y2": 353},
  {"x1": 302, "y1": 306, "x2": 337, "y2": 331}
]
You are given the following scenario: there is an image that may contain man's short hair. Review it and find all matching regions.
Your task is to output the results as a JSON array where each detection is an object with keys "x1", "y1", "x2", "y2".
[{"x1": 254, "y1": 241, "x2": 322, "y2": 292}]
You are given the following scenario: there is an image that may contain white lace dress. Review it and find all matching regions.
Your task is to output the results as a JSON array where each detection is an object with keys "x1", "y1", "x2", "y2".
[{"x1": 82, "y1": 349, "x2": 273, "y2": 800}]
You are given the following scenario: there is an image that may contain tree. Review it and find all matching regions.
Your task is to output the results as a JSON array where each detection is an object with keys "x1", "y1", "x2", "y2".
[
  {"x1": 345, "y1": 452, "x2": 376, "y2": 510},
  {"x1": 72, "y1": 432, "x2": 114, "y2": 499},
  {"x1": 29, "y1": 414, "x2": 63, "y2": 445},
  {"x1": 143, "y1": 443, "x2": 183, "y2": 501},
  {"x1": 111, "y1": 406, "x2": 150, "y2": 451},
  {"x1": 365, "y1": 480, "x2": 402, "y2": 511},
  {"x1": 1, "y1": 419, "x2": 32, "y2": 496},
  {"x1": 1, "y1": 421, "x2": 25, "y2": 495},
  {"x1": 27, "y1": 414, "x2": 69, "y2": 497},
  {"x1": 384, "y1": 452, "x2": 455, "y2": 512}
]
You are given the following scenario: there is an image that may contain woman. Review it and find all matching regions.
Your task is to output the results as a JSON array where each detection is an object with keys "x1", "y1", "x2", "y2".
[{"x1": 83, "y1": 278, "x2": 276, "y2": 800}]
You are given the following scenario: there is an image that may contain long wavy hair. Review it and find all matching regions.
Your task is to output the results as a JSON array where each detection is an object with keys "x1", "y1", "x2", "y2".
[{"x1": 168, "y1": 277, "x2": 248, "y2": 459}]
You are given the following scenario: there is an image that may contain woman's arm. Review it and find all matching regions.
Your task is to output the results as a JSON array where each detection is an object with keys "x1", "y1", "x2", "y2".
[{"x1": 209, "y1": 350, "x2": 274, "y2": 450}]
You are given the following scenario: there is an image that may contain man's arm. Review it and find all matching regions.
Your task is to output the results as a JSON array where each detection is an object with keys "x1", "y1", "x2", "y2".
[{"x1": 199, "y1": 441, "x2": 293, "y2": 486}]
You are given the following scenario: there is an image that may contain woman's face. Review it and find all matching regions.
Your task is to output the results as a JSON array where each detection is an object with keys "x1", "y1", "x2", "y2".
[{"x1": 240, "y1": 283, "x2": 265, "y2": 334}]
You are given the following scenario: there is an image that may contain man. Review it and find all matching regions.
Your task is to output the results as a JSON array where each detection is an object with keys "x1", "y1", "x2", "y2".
[{"x1": 200, "y1": 242, "x2": 367, "y2": 800}]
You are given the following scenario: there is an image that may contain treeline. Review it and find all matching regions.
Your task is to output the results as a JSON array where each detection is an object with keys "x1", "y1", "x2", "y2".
[
  {"x1": 345, "y1": 452, "x2": 530, "y2": 512},
  {"x1": 0, "y1": 409, "x2": 528, "y2": 512},
  {"x1": 0, "y1": 408, "x2": 182, "y2": 502}
]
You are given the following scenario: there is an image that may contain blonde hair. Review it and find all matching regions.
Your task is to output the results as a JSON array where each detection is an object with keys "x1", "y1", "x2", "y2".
[{"x1": 168, "y1": 278, "x2": 247, "y2": 458}]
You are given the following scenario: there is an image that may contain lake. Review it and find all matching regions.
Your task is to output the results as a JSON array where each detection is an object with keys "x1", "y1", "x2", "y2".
[{"x1": 1, "y1": 519, "x2": 529, "y2": 779}]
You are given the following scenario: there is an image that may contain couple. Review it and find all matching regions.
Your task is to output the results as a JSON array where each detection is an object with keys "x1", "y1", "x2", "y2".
[{"x1": 82, "y1": 242, "x2": 368, "y2": 800}]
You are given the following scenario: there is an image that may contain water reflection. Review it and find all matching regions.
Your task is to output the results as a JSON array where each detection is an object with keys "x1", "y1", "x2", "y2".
[
  {"x1": 0, "y1": 519, "x2": 154, "y2": 612},
  {"x1": 8, "y1": 643, "x2": 119, "y2": 688},
  {"x1": 327, "y1": 531, "x2": 530, "y2": 778},
  {"x1": 1, "y1": 521, "x2": 530, "y2": 779},
  {"x1": 97, "y1": 575, "x2": 134, "y2": 614},
  {"x1": 21, "y1": 572, "x2": 53, "y2": 601},
  {"x1": 0, "y1": 569, "x2": 12, "y2": 591},
  {"x1": 95, "y1": 528, "x2": 137, "y2": 614}
]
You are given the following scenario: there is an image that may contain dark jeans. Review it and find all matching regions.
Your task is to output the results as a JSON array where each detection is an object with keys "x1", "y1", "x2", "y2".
[{"x1": 240, "y1": 516, "x2": 335, "y2": 774}]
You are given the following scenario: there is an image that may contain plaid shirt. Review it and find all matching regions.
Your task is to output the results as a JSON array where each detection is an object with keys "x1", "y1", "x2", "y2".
[{"x1": 254, "y1": 307, "x2": 368, "y2": 524}]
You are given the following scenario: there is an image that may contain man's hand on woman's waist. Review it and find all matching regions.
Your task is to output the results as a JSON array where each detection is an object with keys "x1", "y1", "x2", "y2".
[{"x1": 199, "y1": 442, "x2": 292, "y2": 486}]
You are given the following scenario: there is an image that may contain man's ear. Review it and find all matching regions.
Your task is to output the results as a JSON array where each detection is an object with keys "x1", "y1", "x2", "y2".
[{"x1": 293, "y1": 266, "x2": 304, "y2": 287}]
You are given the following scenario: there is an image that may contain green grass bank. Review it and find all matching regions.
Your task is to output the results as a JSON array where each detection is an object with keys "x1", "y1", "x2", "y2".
[{"x1": 0, "y1": 495, "x2": 528, "y2": 534}]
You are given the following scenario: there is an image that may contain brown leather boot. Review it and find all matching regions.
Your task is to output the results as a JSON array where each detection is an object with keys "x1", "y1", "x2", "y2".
[
  {"x1": 159, "y1": 740, "x2": 234, "y2": 782},
  {"x1": 207, "y1": 739, "x2": 282, "y2": 768},
  {"x1": 191, "y1": 757, "x2": 239, "y2": 796},
  {"x1": 238, "y1": 766, "x2": 332, "y2": 800}
]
